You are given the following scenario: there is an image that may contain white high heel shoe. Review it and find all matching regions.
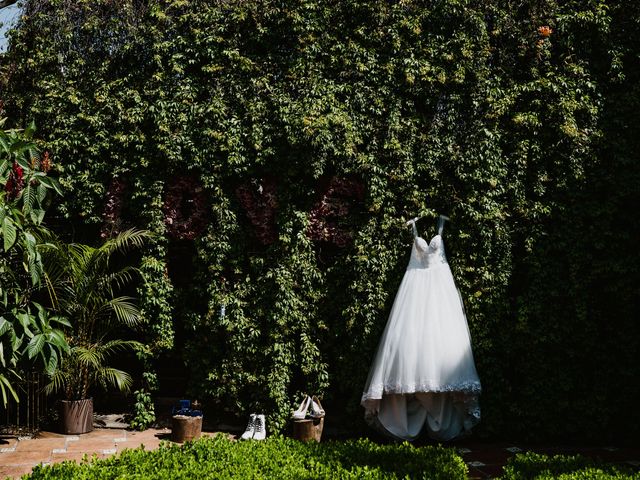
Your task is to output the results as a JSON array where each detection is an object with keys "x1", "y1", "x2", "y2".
[
  {"x1": 310, "y1": 396, "x2": 325, "y2": 418},
  {"x1": 291, "y1": 395, "x2": 312, "y2": 420}
]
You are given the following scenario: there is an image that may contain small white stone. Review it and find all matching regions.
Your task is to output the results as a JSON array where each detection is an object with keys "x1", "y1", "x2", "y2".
[
  {"x1": 65, "y1": 436, "x2": 80, "y2": 442},
  {"x1": 458, "y1": 448, "x2": 472, "y2": 453},
  {"x1": 467, "y1": 461, "x2": 486, "y2": 467},
  {"x1": 52, "y1": 448, "x2": 67, "y2": 454},
  {"x1": 506, "y1": 446, "x2": 523, "y2": 453},
  {"x1": 604, "y1": 446, "x2": 619, "y2": 452},
  {"x1": 626, "y1": 460, "x2": 640, "y2": 467},
  {"x1": 113, "y1": 437, "x2": 127, "y2": 443},
  {"x1": 0, "y1": 447, "x2": 16, "y2": 453},
  {"x1": 102, "y1": 448, "x2": 117, "y2": 455}
]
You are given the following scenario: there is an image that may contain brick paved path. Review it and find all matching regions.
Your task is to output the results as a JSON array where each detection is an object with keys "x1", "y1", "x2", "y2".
[{"x1": 0, "y1": 428, "x2": 220, "y2": 479}]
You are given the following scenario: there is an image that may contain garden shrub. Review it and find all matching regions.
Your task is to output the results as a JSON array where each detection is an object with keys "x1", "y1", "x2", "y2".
[
  {"x1": 0, "y1": 0, "x2": 638, "y2": 441},
  {"x1": 25, "y1": 435, "x2": 468, "y2": 479},
  {"x1": 499, "y1": 452, "x2": 639, "y2": 480},
  {"x1": 0, "y1": 120, "x2": 69, "y2": 404}
]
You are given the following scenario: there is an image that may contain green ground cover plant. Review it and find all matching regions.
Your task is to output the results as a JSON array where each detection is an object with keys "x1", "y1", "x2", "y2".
[
  {"x1": 499, "y1": 452, "x2": 639, "y2": 480},
  {"x1": 21, "y1": 437, "x2": 639, "y2": 480},
  {"x1": 0, "y1": 0, "x2": 638, "y2": 441},
  {"x1": 24, "y1": 436, "x2": 468, "y2": 480}
]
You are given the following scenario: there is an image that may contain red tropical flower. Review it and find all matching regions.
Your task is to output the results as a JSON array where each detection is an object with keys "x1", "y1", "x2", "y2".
[
  {"x1": 13, "y1": 162, "x2": 24, "y2": 180},
  {"x1": 537, "y1": 26, "x2": 552, "y2": 37},
  {"x1": 5, "y1": 163, "x2": 25, "y2": 200},
  {"x1": 5, "y1": 177, "x2": 15, "y2": 196},
  {"x1": 41, "y1": 151, "x2": 52, "y2": 173}
]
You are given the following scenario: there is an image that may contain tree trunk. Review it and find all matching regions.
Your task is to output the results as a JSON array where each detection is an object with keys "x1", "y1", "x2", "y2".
[
  {"x1": 171, "y1": 415, "x2": 202, "y2": 443},
  {"x1": 292, "y1": 418, "x2": 324, "y2": 442}
]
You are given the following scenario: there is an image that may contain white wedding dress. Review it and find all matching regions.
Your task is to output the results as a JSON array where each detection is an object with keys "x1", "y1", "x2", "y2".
[{"x1": 361, "y1": 219, "x2": 481, "y2": 441}]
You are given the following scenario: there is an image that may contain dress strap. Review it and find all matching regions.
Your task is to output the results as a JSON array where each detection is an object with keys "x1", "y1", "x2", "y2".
[
  {"x1": 406, "y1": 217, "x2": 419, "y2": 238},
  {"x1": 437, "y1": 215, "x2": 450, "y2": 236}
]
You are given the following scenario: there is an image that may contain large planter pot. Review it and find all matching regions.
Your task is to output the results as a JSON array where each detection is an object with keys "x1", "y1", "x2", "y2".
[
  {"x1": 292, "y1": 417, "x2": 324, "y2": 442},
  {"x1": 171, "y1": 415, "x2": 202, "y2": 443},
  {"x1": 59, "y1": 398, "x2": 93, "y2": 434}
]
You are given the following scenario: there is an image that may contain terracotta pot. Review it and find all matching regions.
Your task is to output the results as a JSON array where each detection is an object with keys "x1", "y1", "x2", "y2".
[{"x1": 59, "y1": 398, "x2": 94, "y2": 434}]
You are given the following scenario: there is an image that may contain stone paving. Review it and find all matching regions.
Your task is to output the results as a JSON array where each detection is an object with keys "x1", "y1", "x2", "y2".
[
  {"x1": 455, "y1": 441, "x2": 640, "y2": 479},
  {"x1": 1, "y1": 430, "x2": 639, "y2": 479}
]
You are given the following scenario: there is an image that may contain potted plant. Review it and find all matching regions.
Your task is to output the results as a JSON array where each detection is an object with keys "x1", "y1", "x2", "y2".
[{"x1": 44, "y1": 229, "x2": 149, "y2": 434}]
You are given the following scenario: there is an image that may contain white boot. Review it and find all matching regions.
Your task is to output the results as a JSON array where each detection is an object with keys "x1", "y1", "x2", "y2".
[
  {"x1": 240, "y1": 414, "x2": 256, "y2": 440},
  {"x1": 253, "y1": 414, "x2": 266, "y2": 440}
]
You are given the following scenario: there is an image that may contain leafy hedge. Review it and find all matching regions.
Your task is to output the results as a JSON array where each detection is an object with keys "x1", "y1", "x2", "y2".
[
  {"x1": 1, "y1": 0, "x2": 639, "y2": 441},
  {"x1": 22, "y1": 438, "x2": 640, "y2": 480},
  {"x1": 25, "y1": 436, "x2": 468, "y2": 479},
  {"x1": 499, "y1": 452, "x2": 639, "y2": 480}
]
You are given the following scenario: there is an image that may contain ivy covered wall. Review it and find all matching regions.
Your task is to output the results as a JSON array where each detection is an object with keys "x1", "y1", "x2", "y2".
[{"x1": 1, "y1": 0, "x2": 638, "y2": 441}]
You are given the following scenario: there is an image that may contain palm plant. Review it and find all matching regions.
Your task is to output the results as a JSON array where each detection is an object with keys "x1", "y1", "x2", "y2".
[{"x1": 44, "y1": 229, "x2": 150, "y2": 400}]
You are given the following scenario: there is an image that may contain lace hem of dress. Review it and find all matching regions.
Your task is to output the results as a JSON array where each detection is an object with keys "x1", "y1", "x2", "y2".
[{"x1": 361, "y1": 380, "x2": 482, "y2": 402}]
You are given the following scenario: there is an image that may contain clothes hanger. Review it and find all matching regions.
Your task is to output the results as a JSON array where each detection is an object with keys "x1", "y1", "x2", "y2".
[
  {"x1": 406, "y1": 214, "x2": 450, "y2": 236},
  {"x1": 405, "y1": 217, "x2": 420, "y2": 237},
  {"x1": 437, "y1": 214, "x2": 450, "y2": 236}
]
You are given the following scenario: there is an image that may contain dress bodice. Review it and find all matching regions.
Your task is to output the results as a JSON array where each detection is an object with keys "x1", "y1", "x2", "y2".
[{"x1": 407, "y1": 235, "x2": 448, "y2": 270}]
